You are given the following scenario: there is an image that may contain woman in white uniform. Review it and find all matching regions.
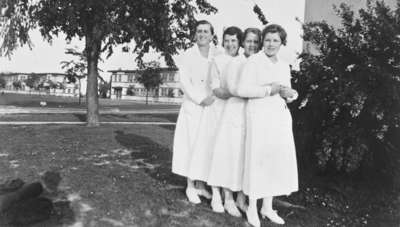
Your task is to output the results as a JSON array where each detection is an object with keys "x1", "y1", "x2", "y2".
[
  {"x1": 236, "y1": 24, "x2": 298, "y2": 227},
  {"x1": 172, "y1": 20, "x2": 220, "y2": 204},
  {"x1": 200, "y1": 26, "x2": 243, "y2": 214},
  {"x1": 207, "y1": 28, "x2": 262, "y2": 217},
  {"x1": 187, "y1": 27, "x2": 241, "y2": 196}
]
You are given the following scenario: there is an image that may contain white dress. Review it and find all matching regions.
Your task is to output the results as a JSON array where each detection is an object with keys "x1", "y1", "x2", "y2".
[
  {"x1": 207, "y1": 54, "x2": 248, "y2": 191},
  {"x1": 187, "y1": 53, "x2": 232, "y2": 181},
  {"x1": 172, "y1": 44, "x2": 221, "y2": 181},
  {"x1": 236, "y1": 52, "x2": 298, "y2": 199}
]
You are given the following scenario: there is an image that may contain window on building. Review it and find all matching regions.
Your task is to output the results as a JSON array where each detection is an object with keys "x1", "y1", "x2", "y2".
[{"x1": 118, "y1": 75, "x2": 121, "y2": 82}]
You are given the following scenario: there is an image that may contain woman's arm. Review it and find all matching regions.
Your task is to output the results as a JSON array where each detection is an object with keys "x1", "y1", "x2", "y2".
[
  {"x1": 210, "y1": 58, "x2": 231, "y2": 100},
  {"x1": 280, "y1": 65, "x2": 298, "y2": 103},
  {"x1": 177, "y1": 54, "x2": 209, "y2": 105},
  {"x1": 235, "y1": 59, "x2": 273, "y2": 98}
]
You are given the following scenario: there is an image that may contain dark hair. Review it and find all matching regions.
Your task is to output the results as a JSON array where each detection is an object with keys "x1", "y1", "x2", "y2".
[
  {"x1": 261, "y1": 24, "x2": 287, "y2": 46},
  {"x1": 195, "y1": 20, "x2": 214, "y2": 35},
  {"x1": 222, "y1": 26, "x2": 243, "y2": 47},
  {"x1": 242, "y1": 27, "x2": 262, "y2": 50}
]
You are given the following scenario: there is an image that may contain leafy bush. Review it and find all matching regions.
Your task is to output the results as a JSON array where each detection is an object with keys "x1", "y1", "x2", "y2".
[
  {"x1": 99, "y1": 82, "x2": 110, "y2": 98},
  {"x1": 126, "y1": 85, "x2": 135, "y2": 96},
  {"x1": 292, "y1": 1, "x2": 400, "y2": 178},
  {"x1": 24, "y1": 75, "x2": 41, "y2": 90},
  {"x1": 0, "y1": 77, "x2": 5, "y2": 88},
  {"x1": 12, "y1": 80, "x2": 22, "y2": 90}
]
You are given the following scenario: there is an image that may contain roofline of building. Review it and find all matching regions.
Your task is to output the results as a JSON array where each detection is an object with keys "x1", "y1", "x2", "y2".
[
  {"x1": 108, "y1": 67, "x2": 178, "y2": 73},
  {"x1": 0, "y1": 72, "x2": 68, "y2": 76}
]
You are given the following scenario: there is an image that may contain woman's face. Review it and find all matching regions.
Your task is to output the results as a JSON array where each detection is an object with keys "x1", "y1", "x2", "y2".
[
  {"x1": 195, "y1": 24, "x2": 213, "y2": 47},
  {"x1": 223, "y1": 34, "x2": 240, "y2": 56},
  {"x1": 263, "y1": 32, "x2": 282, "y2": 57},
  {"x1": 243, "y1": 32, "x2": 260, "y2": 57}
]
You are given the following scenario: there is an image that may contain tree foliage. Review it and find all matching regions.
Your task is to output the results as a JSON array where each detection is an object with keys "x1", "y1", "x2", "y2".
[
  {"x1": 0, "y1": 0, "x2": 217, "y2": 125},
  {"x1": 253, "y1": 4, "x2": 268, "y2": 25},
  {"x1": 136, "y1": 61, "x2": 164, "y2": 104},
  {"x1": 60, "y1": 47, "x2": 106, "y2": 83},
  {"x1": 0, "y1": 0, "x2": 34, "y2": 57},
  {"x1": 12, "y1": 80, "x2": 22, "y2": 90},
  {"x1": 60, "y1": 47, "x2": 88, "y2": 84},
  {"x1": 24, "y1": 75, "x2": 40, "y2": 90},
  {"x1": 292, "y1": 1, "x2": 400, "y2": 178}
]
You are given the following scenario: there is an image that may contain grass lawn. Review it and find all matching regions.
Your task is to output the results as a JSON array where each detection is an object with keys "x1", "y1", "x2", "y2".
[
  {"x1": 0, "y1": 93, "x2": 179, "y2": 110},
  {"x1": 0, "y1": 125, "x2": 398, "y2": 226}
]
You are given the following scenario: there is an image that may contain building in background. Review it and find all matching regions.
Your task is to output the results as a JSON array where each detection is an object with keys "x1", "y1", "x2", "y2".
[
  {"x1": 0, "y1": 72, "x2": 82, "y2": 97},
  {"x1": 109, "y1": 68, "x2": 182, "y2": 103}
]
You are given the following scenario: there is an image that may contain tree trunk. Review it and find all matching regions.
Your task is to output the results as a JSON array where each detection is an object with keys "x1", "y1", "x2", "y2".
[
  {"x1": 85, "y1": 33, "x2": 101, "y2": 126},
  {"x1": 146, "y1": 90, "x2": 148, "y2": 105},
  {"x1": 78, "y1": 78, "x2": 81, "y2": 105}
]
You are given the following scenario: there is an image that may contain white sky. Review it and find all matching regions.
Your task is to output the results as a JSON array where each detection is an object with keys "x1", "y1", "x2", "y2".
[{"x1": 0, "y1": 0, "x2": 305, "y2": 79}]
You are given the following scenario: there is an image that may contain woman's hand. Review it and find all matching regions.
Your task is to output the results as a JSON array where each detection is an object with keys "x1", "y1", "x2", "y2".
[
  {"x1": 279, "y1": 86, "x2": 298, "y2": 102},
  {"x1": 200, "y1": 96, "x2": 215, "y2": 106},
  {"x1": 269, "y1": 83, "x2": 281, "y2": 96},
  {"x1": 213, "y1": 88, "x2": 231, "y2": 100}
]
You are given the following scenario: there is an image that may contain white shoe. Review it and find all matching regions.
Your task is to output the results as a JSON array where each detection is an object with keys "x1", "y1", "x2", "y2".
[
  {"x1": 186, "y1": 187, "x2": 201, "y2": 204},
  {"x1": 197, "y1": 188, "x2": 212, "y2": 199},
  {"x1": 224, "y1": 201, "x2": 242, "y2": 217},
  {"x1": 260, "y1": 208, "x2": 285, "y2": 225},
  {"x1": 211, "y1": 198, "x2": 224, "y2": 213},
  {"x1": 246, "y1": 209, "x2": 260, "y2": 227}
]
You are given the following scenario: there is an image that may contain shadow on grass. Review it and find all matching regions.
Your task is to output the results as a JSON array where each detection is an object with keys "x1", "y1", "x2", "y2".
[
  {"x1": 0, "y1": 180, "x2": 76, "y2": 227},
  {"x1": 114, "y1": 130, "x2": 185, "y2": 187},
  {"x1": 148, "y1": 113, "x2": 178, "y2": 122},
  {"x1": 158, "y1": 125, "x2": 176, "y2": 131}
]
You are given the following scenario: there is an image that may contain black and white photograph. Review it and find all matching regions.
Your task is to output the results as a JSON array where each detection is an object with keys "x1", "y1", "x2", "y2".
[{"x1": 0, "y1": 0, "x2": 399, "y2": 226}]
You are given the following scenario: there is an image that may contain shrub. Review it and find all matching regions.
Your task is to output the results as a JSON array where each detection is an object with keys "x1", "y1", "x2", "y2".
[
  {"x1": 0, "y1": 77, "x2": 5, "y2": 88},
  {"x1": 126, "y1": 85, "x2": 135, "y2": 96},
  {"x1": 292, "y1": 1, "x2": 400, "y2": 179}
]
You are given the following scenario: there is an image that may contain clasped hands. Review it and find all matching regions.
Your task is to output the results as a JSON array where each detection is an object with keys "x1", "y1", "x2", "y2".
[
  {"x1": 200, "y1": 88, "x2": 231, "y2": 106},
  {"x1": 269, "y1": 83, "x2": 298, "y2": 103},
  {"x1": 200, "y1": 83, "x2": 298, "y2": 106}
]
